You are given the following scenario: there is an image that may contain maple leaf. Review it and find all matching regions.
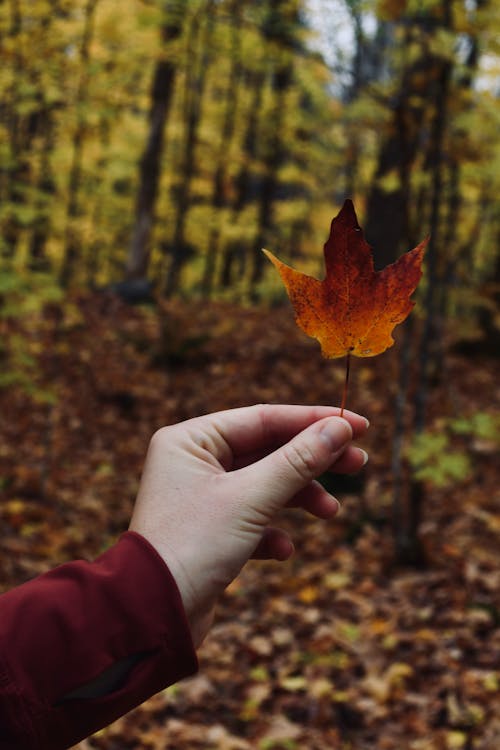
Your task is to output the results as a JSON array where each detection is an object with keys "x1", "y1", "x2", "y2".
[{"x1": 263, "y1": 200, "x2": 427, "y2": 360}]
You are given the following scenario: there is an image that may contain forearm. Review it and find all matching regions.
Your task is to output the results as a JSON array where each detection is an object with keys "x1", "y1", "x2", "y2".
[{"x1": 0, "y1": 532, "x2": 198, "y2": 750}]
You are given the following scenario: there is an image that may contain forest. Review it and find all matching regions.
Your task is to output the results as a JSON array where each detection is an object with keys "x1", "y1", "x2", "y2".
[{"x1": 0, "y1": 0, "x2": 499, "y2": 748}]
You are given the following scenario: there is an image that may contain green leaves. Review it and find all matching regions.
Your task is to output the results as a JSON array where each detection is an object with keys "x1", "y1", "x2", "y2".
[
  {"x1": 407, "y1": 432, "x2": 471, "y2": 488},
  {"x1": 406, "y1": 413, "x2": 500, "y2": 488}
]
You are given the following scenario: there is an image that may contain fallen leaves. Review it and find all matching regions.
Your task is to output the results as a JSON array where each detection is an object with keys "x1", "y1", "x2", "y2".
[{"x1": 1, "y1": 293, "x2": 499, "y2": 750}]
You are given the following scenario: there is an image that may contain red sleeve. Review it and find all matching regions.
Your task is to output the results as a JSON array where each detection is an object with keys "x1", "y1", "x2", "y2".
[{"x1": 0, "y1": 531, "x2": 198, "y2": 750}]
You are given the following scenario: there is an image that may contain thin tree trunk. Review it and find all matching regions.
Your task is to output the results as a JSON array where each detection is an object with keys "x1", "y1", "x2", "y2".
[
  {"x1": 343, "y1": 5, "x2": 391, "y2": 197},
  {"x1": 30, "y1": 63, "x2": 57, "y2": 270},
  {"x1": 125, "y1": 0, "x2": 186, "y2": 280},
  {"x1": 413, "y1": 61, "x2": 452, "y2": 433},
  {"x1": 364, "y1": 22, "x2": 434, "y2": 268},
  {"x1": 219, "y1": 67, "x2": 266, "y2": 289},
  {"x1": 59, "y1": 0, "x2": 98, "y2": 287},
  {"x1": 201, "y1": 1, "x2": 242, "y2": 297},
  {"x1": 2, "y1": 0, "x2": 27, "y2": 261},
  {"x1": 433, "y1": 158, "x2": 460, "y2": 368},
  {"x1": 249, "y1": 0, "x2": 298, "y2": 294},
  {"x1": 390, "y1": 128, "x2": 422, "y2": 564},
  {"x1": 29, "y1": 120, "x2": 56, "y2": 272},
  {"x1": 407, "y1": 1, "x2": 453, "y2": 566},
  {"x1": 478, "y1": 216, "x2": 500, "y2": 350},
  {"x1": 249, "y1": 64, "x2": 290, "y2": 289},
  {"x1": 164, "y1": 2, "x2": 215, "y2": 297},
  {"x1": 392, "y1": 317, "x2": 414, "y2": 559}
]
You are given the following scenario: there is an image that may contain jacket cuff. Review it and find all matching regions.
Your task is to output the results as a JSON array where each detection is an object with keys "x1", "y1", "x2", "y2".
[{"x1": 0, "y1": 531, "x2": 198, "y2": 750}]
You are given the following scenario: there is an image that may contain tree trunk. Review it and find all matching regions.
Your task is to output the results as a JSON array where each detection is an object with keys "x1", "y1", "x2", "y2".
[
  {"x1": 249, "y1": 0, "x2": 299, "y2": 294},
  {"x1": 219, "y1": 67, "x2": 266, "y2": 290},
  {"x1": 1, "y1": 0, "x2": 21, "y2": 260},
  {"x1": 59, "y1": 0, "x2": 99, "y2": 287},
  {"x1": 200, "y1": 0, "x2": 242, "y2": 298},
  {"x1": 364, "y1": 27, "x2": 430, "y2": 268},
  {"x1": 478, "y1": 218, "x2": 500, "y2": 351},
  {"x1": 29, "y1": 100, "x2": 57, "y2": 271},
  {"x1": 365, "y1": 0, "x2": 456, "y2": 564},
  {"x1": 391, "y1": 317, "x2": 415, "y2": 560},
  {"x1": 1, "y1": 0, "x2": 43, "y2": 263},
  {"x1": 406, "y1": 0, "x2": 453, "y2": 566},
  {"x1": 164, "y1": 2, "x2": 215, "y2": 297},
  {"x1": 343, "y1": 5, "x2": 392, "y2": 197},
  {"x1": 125, "y1": 0, "x2": 186, "y2": 281}
]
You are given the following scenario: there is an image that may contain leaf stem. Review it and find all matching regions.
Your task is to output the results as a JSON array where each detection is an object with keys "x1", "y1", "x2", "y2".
[{"x1": 340, "y1": 352, "x2": 351, "y2": 418}]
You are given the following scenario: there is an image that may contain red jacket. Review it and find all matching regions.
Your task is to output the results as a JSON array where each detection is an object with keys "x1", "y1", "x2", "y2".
[{"x1": 0, "y1": 531, "x2": 198, "y2": 749}]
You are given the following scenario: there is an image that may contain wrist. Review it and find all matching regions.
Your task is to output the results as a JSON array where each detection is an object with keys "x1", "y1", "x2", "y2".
[
  {"x1": 128, "y1": 525, "x2": 212, "y2": 647},
  {"x1": 156, "y1": 550, "x2": 214, "y2": 648}
]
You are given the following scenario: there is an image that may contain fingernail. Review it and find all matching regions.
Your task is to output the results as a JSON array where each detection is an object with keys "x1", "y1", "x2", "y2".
[
  {"x1": 363, "y1": 417, "x2": 370, "y2": 429},
  {"x1": 359, "y1": 449, "x2": 369, "y2": 466},
  {"x1": 320, "y1": 417, "x2": 352, "y2": 451}
]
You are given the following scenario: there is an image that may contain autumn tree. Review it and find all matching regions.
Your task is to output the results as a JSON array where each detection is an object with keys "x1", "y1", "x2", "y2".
[
  {"x1": 125, "y1": 0, "x2": 187, "y2": 282},
  {"x1": 248, "y1": 0, "x2": 303, "y2": 292},
  {"x1": 59, "y1": 0, "x2": 99, "y2": 287},
  {"x1": 200, "y1": 0, "x2": 243, "y2": 298},
  {"x1": 0, "y1": 0, "x2": 498, "y2": 317},
  {"x1": 218, "y1": 22, "x2": 268, "y2": 292},
  {"x1": 0, "y1": 2, "x2": 64, "y2": 264},
  {"x1": 163, "y1": 0, "x2": 217, "y2": 297}
]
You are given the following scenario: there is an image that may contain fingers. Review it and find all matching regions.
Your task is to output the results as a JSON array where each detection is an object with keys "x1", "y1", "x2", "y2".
[
  {"x1": 251, "y1": 527, "x2": 294, "y2": 561},
  {"x1": 287, "y1": 480, "x2": 340, "y2": 518},
  {"x1": 207, "y1": 404, "x2": 369, "y2": 460},
  {"x1": 250, "y1": 480, "x2": 341, "y2": 557},
  {"x1": 285, "y1": 447, "x2": 368, "y2": 516},
  {"x1": 328, "y1": 445, "x2": 368, "y2": 474},
  {"x1": 236, "y1": 416, "x2": 354, "y2": 515},
  {"x1": 250, "y1": 480, "x2": 347, "y2": 562}
]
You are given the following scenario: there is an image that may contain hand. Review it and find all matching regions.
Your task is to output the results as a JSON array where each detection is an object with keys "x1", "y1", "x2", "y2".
[{"x1": 129, "y1": 404, "x2": 369, "y2": 646}]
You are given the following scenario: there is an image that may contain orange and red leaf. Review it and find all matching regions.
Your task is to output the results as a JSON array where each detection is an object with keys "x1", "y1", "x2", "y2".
[{"x1": 263, "y1": 200, "x2": 427, "y2": 359}]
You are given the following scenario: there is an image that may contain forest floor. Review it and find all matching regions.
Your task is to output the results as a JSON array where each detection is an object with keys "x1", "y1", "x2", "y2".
[{"x1": 1, "y1": 293, "x2": 499, "y2": 750}]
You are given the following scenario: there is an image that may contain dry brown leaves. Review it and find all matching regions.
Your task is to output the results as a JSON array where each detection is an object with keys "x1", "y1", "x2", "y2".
[{"x1": 0, "y1": 293, "x2": 498, "y2": 750}]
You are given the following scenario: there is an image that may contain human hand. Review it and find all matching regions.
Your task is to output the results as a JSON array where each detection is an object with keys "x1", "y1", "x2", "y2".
[{"x1": 129, "y1": 404, "x2": 369, "y2": 646}]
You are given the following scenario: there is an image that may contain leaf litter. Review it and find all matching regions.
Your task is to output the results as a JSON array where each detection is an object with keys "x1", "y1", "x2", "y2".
[{"x1": 0, "y1": 292, "x2": 498, "y2": 750}]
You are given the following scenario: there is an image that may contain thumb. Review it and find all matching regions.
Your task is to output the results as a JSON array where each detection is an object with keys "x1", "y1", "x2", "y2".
[{"x1": 236, "y1": 416, "x2": 353, "y2": 515}]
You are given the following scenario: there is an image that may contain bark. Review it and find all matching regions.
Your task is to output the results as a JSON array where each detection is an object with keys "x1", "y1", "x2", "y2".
[
  {"x1": 433, "y1": 158, "x2": 460, "y2": 367},
  {"x1": 478, "y1": 219, "x2": 500, "y2": 351},
  {"x1": 343, "y1": 4, "x2": 392, "y2": 197},
  {"x1": 200, "y1": 1, "x2": 242, "y2": 298},
  {"x1": 364, "y1": 27, "x2": 430, "y2": 268},
  {"x1": 363, "y1": 7, "x2": 453, "y2": 269},
  {"x1": 125, "y1": 1, "x2": 186, "y2": 281},
  {"x1": 1, "y1": 0, "x2": 32, "y2": 261},
  {"x1": 404, "y1": 0, "x2": 453, "y2": 566},
  {"x1": 249, "y1": 62, "x2": 292, "y2": 290},
  {"x1": 391, "y1": 317, "x2": 414, "y2": 560},
  {"x1": 59, "y1": 0, "x2": 99, "y2": 287},
  {"x1": 249, "y1": 0, "x2": 299, "y2": 294},
  {"x1": 29, "y1": 12, "x2": 58, "y2": 272},
  {"x1": 368, "y1": 0, "x2": 455, "y2": 564},
  {"x1": 402, "y1": 0, "x2": 488, "y2": 559},
  {"x1": 219, "y1": 67, "x2": 266, "y2": 289},
  {"x1": 164, "y1": 2, "x2": 215, "y2": 297},
  {"x1": 29, "y1": 123, "x2": 56, "y2": 272}
]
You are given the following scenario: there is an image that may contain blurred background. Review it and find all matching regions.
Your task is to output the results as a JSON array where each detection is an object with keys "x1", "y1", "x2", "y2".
[{"x1": 0, "y1": 1, "x2": 499, "y2": 748}]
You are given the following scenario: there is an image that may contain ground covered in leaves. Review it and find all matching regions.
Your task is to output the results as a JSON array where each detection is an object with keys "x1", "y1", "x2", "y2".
[{"x1": 1, "y1": 294, "x2": 499, "y2": 750}]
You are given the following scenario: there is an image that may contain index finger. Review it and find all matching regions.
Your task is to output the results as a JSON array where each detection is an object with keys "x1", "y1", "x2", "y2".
[{"x1": 206, "y1": 404, "x2": 369, "y2": 458}]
